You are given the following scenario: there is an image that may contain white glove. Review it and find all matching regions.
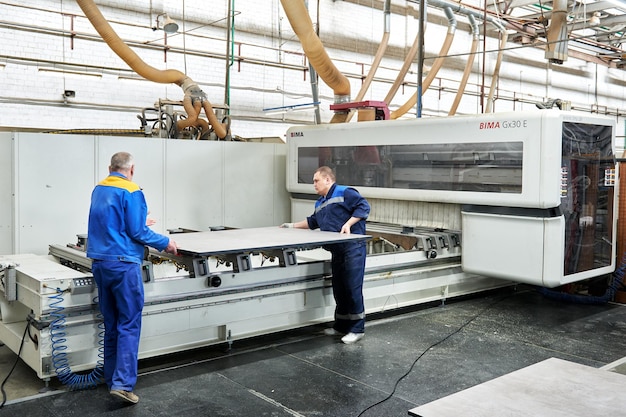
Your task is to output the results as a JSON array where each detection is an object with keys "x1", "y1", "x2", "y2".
[{"x1": 280, "y1": 223, "x2": 294, "y2": 228}]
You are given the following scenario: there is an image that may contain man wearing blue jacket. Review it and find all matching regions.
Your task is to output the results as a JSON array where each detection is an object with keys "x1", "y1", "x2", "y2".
[
  {"x1": 282, "y1": 166, "x2": 370, "y2": 344},
  {"x1": 87, "y1": 152, "x2": 177, "y2": 404}
]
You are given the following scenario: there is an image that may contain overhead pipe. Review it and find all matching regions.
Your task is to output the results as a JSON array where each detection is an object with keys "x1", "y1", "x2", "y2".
[
  {"x1": 308, "y1": 62, "x2": 322, "y2": 124},
  {"x1": 485, "y1": 19, "x2": 508, "y2": 113},
  {"x1": 390, "y1": 6, "x2": 457, "y2": 119},
  {"x1": 425, "y1": 0, "x2": 504, "y2": 37},
  {"x1": 386, "y1": 0, "x2": 486, "y2": 106},
  {"x1": 397, "y1": 0, "x2": 507, "y2": 117},
  {"x1": 545, "y1": 0, "x2": 569, "y2": 64},
  {"x1": 225, "y1": 0, "x2": 234, "y2": 109},
  {"x1": 416, "y1": 0, "x2": 425, "y2": 118},
  {"x1": 280, "y1": 0, "x2": 351, "y2": 123},
  {"x1": 76, "y1": 0, "x2": 229, "y2": 139},
  {"x1": 449, "y1": 14, "x2": 479, "y2": 115},
  {"x1": 346, "y1": 0, "x2": 391, "y2": 122},
  {"x1": 305, "y1": 0, "x2": 322, "y2": 124},
  {"x1": 384, "y1": 4, "x2": 425, "y2": 105}
]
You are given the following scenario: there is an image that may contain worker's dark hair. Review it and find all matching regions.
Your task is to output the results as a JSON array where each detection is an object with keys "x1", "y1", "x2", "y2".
[
  {"x1": 315, "y1": 166, "x2": 336, "y2": 182},
  {"x1": 110, "y1": 152, "x2": 134, "y2": 171}
]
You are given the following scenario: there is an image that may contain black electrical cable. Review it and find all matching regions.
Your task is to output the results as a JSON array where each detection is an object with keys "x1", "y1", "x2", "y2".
[
  {"x1": 0, "y1": 321, "x2": 29, "y2": 409},
  {"x1": 355, "y1": 295, "x2": 509, "y2": 417}
]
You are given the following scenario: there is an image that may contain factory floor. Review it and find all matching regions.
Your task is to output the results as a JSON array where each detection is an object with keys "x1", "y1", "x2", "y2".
[{"x1": 1, "y1": 285, "x2": 626, "y2": 416}]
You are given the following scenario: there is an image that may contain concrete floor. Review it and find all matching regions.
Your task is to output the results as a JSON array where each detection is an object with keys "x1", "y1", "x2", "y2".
[
  {"x1": 0, "y1": 343, "x2": 62, "y2": 403},
  {"x1": 1, "y1": 286, "x2": 626, "y2": 416}
]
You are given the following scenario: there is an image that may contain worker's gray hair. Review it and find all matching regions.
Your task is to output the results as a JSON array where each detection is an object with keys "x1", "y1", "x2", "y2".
[{"x1": 110, "y1": 152, "x2": 134, "y2": 171}]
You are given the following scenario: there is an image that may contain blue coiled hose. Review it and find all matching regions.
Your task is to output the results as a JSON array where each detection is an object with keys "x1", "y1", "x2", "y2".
[
  {"x1": 538, "y1": 252, "x2": 626, "y2": 304},
  {"x1": 49, "y1": 288, "x2": 104, "y2": 390}
]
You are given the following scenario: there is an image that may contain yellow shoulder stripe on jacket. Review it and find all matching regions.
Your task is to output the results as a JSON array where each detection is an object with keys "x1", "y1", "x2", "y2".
[{"x1": 99, "y1": 175, "x2": 141, "y2": 192}]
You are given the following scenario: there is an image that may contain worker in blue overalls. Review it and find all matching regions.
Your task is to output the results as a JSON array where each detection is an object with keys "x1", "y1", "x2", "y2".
[
  {"x1": 87, "y1": 152, "x2": 178, "y2": 404},
  {"x1": 282, "y1": 166, "x2": 370, "y2": 344}
]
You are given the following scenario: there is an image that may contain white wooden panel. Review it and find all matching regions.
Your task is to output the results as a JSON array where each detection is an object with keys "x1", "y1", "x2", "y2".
[
  {"x1": 0, "y1": 134, "x2": 13, "y2": 254},
  {"x1": 224, "y1": 142, "x2": 288, "y2": 228},
  {"x1": 173, "y1": 226, "x2": 367, "y2": 256},
  {"x1": 14, "y1": 133, "x2": 95, "y2": 254},
  {"x1": 409, "y1": 358, "x2": 626, "y2": 417},
  {"x1": 270, "y1": 144, "x2": 290, "y2": 226},
  {"x1": 164, "y1": 140, "x2": 225, "y2": 231}
]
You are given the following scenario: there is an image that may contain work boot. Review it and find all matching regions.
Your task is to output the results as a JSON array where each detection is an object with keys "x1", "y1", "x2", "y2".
[{"x1": 110, "y1": 389, "x2": 139, "y2": 404}]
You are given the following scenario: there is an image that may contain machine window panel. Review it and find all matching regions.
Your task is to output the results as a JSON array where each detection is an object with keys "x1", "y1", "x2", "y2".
[
  {"x1": 561, "y1": 122, "x2": 615, "y2": 276},
  {"x1": 297, "y1": 142, "x2": 523, "y2": 193}
]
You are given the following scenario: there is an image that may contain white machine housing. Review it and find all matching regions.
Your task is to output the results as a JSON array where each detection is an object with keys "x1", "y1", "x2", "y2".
[
  {"x1": 286, "y1": 111, "x2": 618, "y2": 287},
  {"x1": 0, "y1": 110, "x2": 615, "y2": 383}
]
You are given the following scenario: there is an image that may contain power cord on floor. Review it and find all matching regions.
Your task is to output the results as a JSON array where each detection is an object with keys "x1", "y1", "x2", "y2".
[
  {"x1": 356, "y1": 294, "x2": 510, "y2": 417},
  {"x1": 0, "y1": 321, "x2": 29, "y2": 409}
]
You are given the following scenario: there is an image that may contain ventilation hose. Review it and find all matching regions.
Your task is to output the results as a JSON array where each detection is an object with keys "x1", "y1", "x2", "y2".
[
  {"x1": 49, "y1": 289, "x2": 104, "y2": 390},
  {"x1": 280, "y1": 0, "x2": 350, "y2": 122},
  {"x1": 449, "y1": 14, "x2": 479, "y2": 116},
  {"x1": 384, "y1": 11, "x2": 423, "y2": 106},
  {"x1": 345, "y1": 0, "x2": 391, "y2": 123},
  {"x1": 485, "y1": 29, "x2": 508, "y2": 113},
  {"x1": 75, "y1": 0, "x2": 228, "y2": 138},
  {"x1": 390, "y1": 7, "x2": 457, "y2": 119},
  {"x1": 544, "y1": 0, "x2": 569, "y2": 63}
]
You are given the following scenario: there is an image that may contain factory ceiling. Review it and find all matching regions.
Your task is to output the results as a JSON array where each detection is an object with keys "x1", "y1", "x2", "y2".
[
  {"x1": 497, "y1": 0, "x2": 626, "y2": 66},
  {"x1": 409, "y1": 0, "x2": 626, "y2": 68}
]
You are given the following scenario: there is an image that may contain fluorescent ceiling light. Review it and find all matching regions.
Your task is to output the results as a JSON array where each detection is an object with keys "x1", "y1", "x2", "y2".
[
  {"x1": 38, "y1": 68, "x2": 102, "y2": 78},
  {"x1": 118, "y1": 75, "x2": 149, "y2": 81},
  {"x1": 263, "y1": 102, "x2": 320, "y2": 114}
]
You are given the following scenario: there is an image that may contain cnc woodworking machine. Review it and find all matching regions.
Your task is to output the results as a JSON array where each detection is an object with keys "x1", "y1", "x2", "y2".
[{"x1": 0, "y1": 110, "x2": 616, "y2": 383}]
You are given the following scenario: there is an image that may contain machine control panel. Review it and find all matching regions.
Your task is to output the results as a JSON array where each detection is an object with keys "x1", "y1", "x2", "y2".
[{"x1": 70, "y1": 277, "x2": 95, "y2": 294}]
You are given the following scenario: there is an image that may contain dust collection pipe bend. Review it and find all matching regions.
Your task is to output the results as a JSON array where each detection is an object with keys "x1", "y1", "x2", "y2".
[
  {"x1": 448, "y1": 14, "x2": 479, "y2": 116},
  {"x1": 177, "y1": 97, "x2": 201, "y2": 130},
  {"x1": 345, "y1": 0, "x2": 391, "y2": 123},
  {"x1": 76, "y1": 0, "x2": 228, "y2": 139},
  {"x1": 390, "y1": 6, "x2": 456, "y2": 119},
  {"x1": 545, "y1": 0, "x2": 569, "y2": 62},
  {"x1": 280, "y1": 0, "x2": 351, "y2": 122}
]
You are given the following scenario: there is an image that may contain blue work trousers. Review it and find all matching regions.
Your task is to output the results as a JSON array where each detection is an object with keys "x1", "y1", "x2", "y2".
[
  {"x1": 92, "y1": 260, "x2": 144, "y2": 392},
  {"x1": 330, "y1": 241, "x2": 366, "y2": 334}
]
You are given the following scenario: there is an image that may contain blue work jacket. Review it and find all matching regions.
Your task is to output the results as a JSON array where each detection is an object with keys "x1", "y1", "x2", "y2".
[
  {"x1": 307, "y1": 183, "x2": 370, "y2": 235},
  {"x1": 87, "y1": 172, "x2": 169, "y2": 264}
]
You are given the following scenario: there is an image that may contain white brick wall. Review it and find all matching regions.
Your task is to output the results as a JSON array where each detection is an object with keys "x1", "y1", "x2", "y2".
[{"x1": 0, "y1": 0, "x2": 623, "y2": 140}]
